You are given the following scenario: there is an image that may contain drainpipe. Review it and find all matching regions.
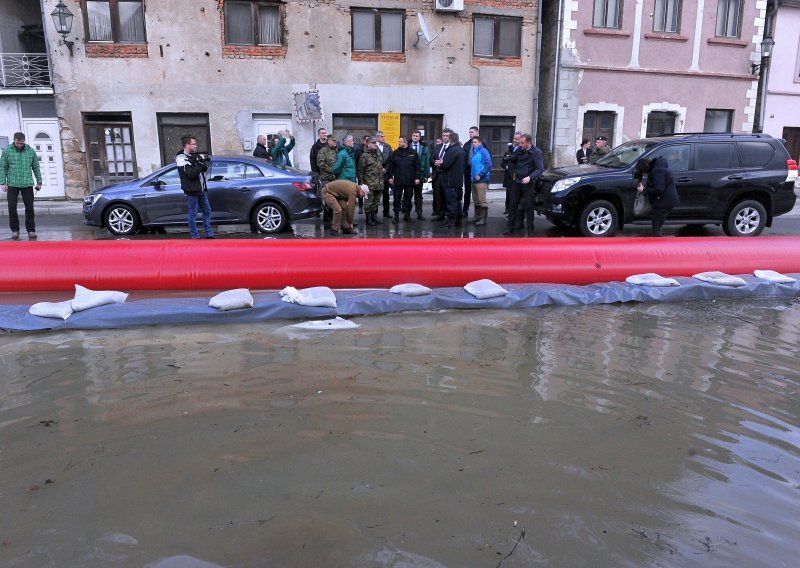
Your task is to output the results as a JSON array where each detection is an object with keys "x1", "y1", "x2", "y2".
[
  {"x1": 548, "y1": 0, "x2": 564, "y2": 159},
  {"x1": 531, "y1": 1, "x2": 542, "y2": 139},
  {"x1": 754, "y1": 0, "x2": 779, "y2": 133}
]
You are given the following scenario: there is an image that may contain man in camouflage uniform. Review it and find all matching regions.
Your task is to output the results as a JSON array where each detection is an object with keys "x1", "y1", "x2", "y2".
[
  {"x1": 317, "y1": 135, "x2": 339, "y2": 224},
  {"x1": 357, "y1": 137, "x2": 385, "y2": 226},
  {"x1": 588, "y1": 135, "x2": 611, "y2": 164}
]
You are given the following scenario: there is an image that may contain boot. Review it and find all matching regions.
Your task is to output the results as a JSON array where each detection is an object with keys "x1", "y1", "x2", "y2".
[
  {"x1": 475, "y1": 207, "x2": 488, "y2": 226},
  {"x1": 455, "y1": 216, "x2": 462, "y2": 227},
  {"x1": 403, "y1": 212, "x2": 414, "y2": 223},
  {"x1": 366, "y1": 212, "x2": 376, "y2": 226},
  {"x1": 445, "y1": 217, "x2": 454, "y2": 227},
  {"x1": 468, "y1": 206, "x2": 480, "y2": 223},
  {"x1": 372, "y1": 211, "x2": 382, "y2": 224},
  {"x1": 432, "y1": 212, "x2": 445, "y2": 221},
  {"x1": 393, "y1": 212, "x2": 399, "y2": 224},
  {"x1": 417, "y1": 211, "x2": 426, "y2": 221}
]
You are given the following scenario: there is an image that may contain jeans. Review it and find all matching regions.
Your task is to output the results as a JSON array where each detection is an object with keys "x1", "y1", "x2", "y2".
[
  {"x1": 187, "y1": 193, "x2": 213, "y2": 238},
  {"x1": 7, "y1": 186, "x2": 36, "y2": 233}
]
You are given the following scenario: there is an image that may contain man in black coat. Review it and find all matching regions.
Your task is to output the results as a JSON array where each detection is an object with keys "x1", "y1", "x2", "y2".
[
  {"x1": 385, "y1": 136, "x2": 420, "y2": 223},
  {"x1": 253, "y1": 135, "x2": 270, "y2": 160},
  {"x1": 435, "y1": 131, "x2": 465, "y2": 227},
  {"x1": 636, "y1": 156, "x2": 680, "y2": 236},
  {"x1": 309, "y1": 127, "x2": 327, "y2": 174},
  {"x1": 504, "y1": 133, "x2": 543, "y2": 237}
]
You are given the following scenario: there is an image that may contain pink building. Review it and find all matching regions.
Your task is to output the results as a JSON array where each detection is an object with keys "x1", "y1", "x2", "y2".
[
  {"x1": 547, "y1": 0, "x2": 770, "y2": 166},
  {"x1": 763, "y1": 0, "x2": 800, "y2": 161}
]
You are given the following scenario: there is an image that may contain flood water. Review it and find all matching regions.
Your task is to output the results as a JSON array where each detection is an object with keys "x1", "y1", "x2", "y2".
[{"x1": 1, "y1": 298, "x2": 799, "y2": 567}]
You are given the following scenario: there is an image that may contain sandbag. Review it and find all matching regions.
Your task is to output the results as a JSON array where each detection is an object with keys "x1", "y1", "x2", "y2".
[
  {"x1": 753, "y1": 269, "x2": 796, "y2": 284},
  {"x1": 390, "y1": 283, "x2": 432, "y2": 297},
  {"x1": 692, "y1": 271, "x2": 747, "y2": 287},
  {"x1": 290, "y1": 316, "x2": 359, "y2": 330},
  {"x1": 29, "y1": 300, "x2": 74, "y2": 320},
  {"x1": 279, "y1": 286, "x2": 337, "y2": 308},
  {"x1": 464, "y1": 279, "x2": 509, "y2": 299},
  {"x1": 71, "y1": 284, "x2": 129, "y2": 312},
  {"x1": 209, "y1": 288, "x2": 254, "y2": 311},
  {"x1": 625, "y1": 273, "x2": 680, "y2": 287}
]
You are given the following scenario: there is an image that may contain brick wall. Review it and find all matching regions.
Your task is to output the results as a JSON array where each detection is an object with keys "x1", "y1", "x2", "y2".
[
  {"x1": 217, "y1": 0, "x2": 288, "y2": 60},
  {"x1": 471, "y1": 56, "x2": 523, "y2": 67},
  {"x1": 85, "y1": 43, "x2": 148, "y2": 59},
  {"x1": 352, "y1": 52, "x2": 407, "y2": 63}
]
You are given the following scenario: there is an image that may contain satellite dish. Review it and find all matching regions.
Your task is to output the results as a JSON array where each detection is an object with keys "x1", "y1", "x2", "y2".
[{"x1": 418, "y1": 13, "x2": 433, "y2": 45}]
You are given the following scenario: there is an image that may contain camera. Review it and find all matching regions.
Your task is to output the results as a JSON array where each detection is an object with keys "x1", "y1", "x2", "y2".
[{"x1": 190, "y1": 151, "x2": 209, "y2": 163}]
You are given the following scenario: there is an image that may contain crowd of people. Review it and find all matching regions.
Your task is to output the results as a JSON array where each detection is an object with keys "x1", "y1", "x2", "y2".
[{"x1": 287, "y1": 125, "x2": 545, "y2": 237}]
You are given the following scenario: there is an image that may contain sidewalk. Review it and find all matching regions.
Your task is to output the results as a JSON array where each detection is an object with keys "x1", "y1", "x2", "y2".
[{"x1": 2, "y1": 184, "x2": 800, "y2": 217}]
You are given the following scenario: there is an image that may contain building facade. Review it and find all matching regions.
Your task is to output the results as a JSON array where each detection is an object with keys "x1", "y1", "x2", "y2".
[
  {"x1": 547, "y1": 0, "x2": 770, "y2": 166},
  {"x1": 32, "y1": 0, "x2": 540, "y2": 198},
  {"x1": 763, "y1": 0, "x2": 800, "y2": 160}
]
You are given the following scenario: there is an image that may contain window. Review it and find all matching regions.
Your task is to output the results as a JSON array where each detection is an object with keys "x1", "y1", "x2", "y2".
[
  {"x1": 716, "y1": 0, "x2": 742, "y2": 38},
  {"x1": 224, "y1": 1, "x2": 283, "y2": 45},
  {"x1": 593, "y1": 0, "x2": 622, "y2": 29},
  {"x1": 157, "y1": 113, "x2": 211, "y2": 167},
  {"x1": 695, "y1": 143, "x2": 736, "y2": 169},
  {"x1": 737, "y1": 142, "x2": 776, "y2": 168},
  {"x1": 473, "y1": 17, "x2": 522, "y2": 58},
  {"x1": 653, "y1": 0, "x2": 680, "y2": 33},
  {"x1": 654, "y1": 144, "x2": 690, "y2": 171},
  {"x1": 351, "y1": 9, "x2": 404, "y2": 53},
  {"x1": 84, "y1": 113, "x2": 137, "y2": 191},
  {"x1": 704, "y1": 109, "x2": 733, "y2": 132},
  {"x1": 85, "y1": 1, "x2": 146, "y2": 43},
  {"x1": 646, "y1": 111, "x2": 676, "y2": 137},
  {"x1": 209, "y1": 162, "x2": 264, "y2": 181},
  {"x1": 332, "y1": 114, "x2": 378, "y2": 143}
]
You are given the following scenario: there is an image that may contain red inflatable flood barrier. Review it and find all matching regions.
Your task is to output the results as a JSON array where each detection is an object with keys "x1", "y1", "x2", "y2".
[{"x1": 2, "y1": 237, "x2": 800, "y2": 292}]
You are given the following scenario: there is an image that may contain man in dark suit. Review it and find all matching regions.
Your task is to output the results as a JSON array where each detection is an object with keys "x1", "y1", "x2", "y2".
[
  {"x1": 430, "y1": 129, "x2": 453, "y2": 221},
  {"x1": 435, "y1": 131, "x2": 465, "y2": 227},
  {"x1": 504, "y1": 133, "x2": 544, "y2": 237},
  {"x1": 376, "y1": 131, "x2": 393, "y2": 219}
]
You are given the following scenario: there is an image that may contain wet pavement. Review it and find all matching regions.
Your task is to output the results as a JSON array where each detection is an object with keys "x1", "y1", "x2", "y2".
[{"x1": 1, "y1": 299, "x2": 798, "y2": 567}]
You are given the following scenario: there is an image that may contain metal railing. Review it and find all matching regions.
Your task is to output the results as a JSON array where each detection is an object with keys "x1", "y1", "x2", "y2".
[{"x1": 0, "y1": 53, "x2": 52, "y2": 88}]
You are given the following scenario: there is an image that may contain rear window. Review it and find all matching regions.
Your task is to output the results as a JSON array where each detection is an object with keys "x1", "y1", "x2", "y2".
[
  {"x1": 737, "y1": 142, "x2": 776, "y2": 168},
  {"x1": 695, "y1": 143, "x2": 739, "y2": 170}
]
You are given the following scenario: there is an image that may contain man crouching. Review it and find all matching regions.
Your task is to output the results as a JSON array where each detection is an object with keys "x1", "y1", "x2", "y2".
[{"x1": 321, "y1": 180, "x2": 369, "y2": 236}]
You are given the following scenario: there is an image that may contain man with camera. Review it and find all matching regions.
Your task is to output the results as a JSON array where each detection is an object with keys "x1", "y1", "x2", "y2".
[{"x1": 176, "y1": 134, "x2": 215, "y2": 239}]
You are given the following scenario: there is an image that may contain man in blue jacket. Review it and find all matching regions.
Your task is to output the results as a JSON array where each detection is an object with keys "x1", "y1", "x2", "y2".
[
  {"x1": 469, "y1": 136, "x2": 492, "y2": 226},
  {"x1": 503, "y1": 134, "x2": 543, "y2": 237}
]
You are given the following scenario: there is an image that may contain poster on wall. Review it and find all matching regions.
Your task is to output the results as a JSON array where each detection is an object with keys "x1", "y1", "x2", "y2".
[
  {"x1": 379, "y1": 112, "x2": 401, "y2": 146},
  {"x1": 293, "y1": 91, "x2": 323, "y2": 122}
]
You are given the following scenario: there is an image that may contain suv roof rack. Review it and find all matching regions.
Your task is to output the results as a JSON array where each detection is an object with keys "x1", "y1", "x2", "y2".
[{"x1": 650, "y1": 132, "x2": 773, "y2": 139}]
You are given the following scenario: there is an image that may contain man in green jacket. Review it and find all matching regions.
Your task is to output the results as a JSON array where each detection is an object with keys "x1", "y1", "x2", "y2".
[{"x1": 0, "y1": 132, "x2": 42, "y2": 240}]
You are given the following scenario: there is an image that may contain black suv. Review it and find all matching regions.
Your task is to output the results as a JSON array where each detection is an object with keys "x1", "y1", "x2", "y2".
[{"x1": 536, "y1": 133, "x2": 798, "y2": 237}]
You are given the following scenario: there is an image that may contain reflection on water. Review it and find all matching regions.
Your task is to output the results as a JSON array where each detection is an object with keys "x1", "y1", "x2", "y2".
[{"x1": 0, "y1": 299, "x2": 798, "y2": 567}]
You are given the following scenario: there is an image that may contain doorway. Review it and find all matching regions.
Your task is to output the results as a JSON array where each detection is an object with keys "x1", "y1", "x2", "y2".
[
  {"x1": 403, "y1": 115, "x2": 442, "y2": 148},
  {"x1": 479, "y1": 116, "x2": 516, "y2": 184},
  {"x1": 253, "y1": 115, "x2": 293, "y2": 162},
  {"x1": 23, "y1": 119, "x2": 64, "y2": 198},
  {"x1": 582, "y1": 111, "x2": 615, "y2": 146},
  {"x1": 782, "y1": 127, "x2": 800, "y2": 162}
]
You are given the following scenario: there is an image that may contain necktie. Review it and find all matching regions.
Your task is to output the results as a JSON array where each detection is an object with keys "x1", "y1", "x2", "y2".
[
  {"x1": 439, "y1": 144, "x2": 446, "y2": 160},
  {"x1": 414, "y1": 144, "x2": 419, "y2": 154}
]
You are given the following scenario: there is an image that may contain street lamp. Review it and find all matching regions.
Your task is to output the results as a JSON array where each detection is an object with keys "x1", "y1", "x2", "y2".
[
  {"x1": 750, "y1": 36, "x2": 774, "y2": 75},
  {"x1": 50, "y1": 1, "x2": 75, "y2": 56},
  {"x1": 752, "y1": 36, "x2": 775, "y2": 133}
]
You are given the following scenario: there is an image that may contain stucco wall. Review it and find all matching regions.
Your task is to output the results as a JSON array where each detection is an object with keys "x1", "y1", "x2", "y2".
[
  {"x1": 763, "y1": 5, "x2": 800, "y2": 138},
  {"x1": 43, "y1": 0, "x2": 538, "y2": 194}
]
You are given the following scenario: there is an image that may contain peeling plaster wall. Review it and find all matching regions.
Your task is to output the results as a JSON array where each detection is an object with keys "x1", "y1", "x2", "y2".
[{"x1": 43, "y1": 0, "x2": 538, "y2": 194}]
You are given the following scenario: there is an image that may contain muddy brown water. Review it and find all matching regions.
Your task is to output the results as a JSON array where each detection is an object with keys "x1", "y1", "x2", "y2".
[{"x1": 1, "y1": 299, "x2": 798, "y2": 567}]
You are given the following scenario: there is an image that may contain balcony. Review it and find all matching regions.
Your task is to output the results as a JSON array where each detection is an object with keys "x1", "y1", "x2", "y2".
[{"x1": 0, "y1": 53, "x2": 53, "y2": 93}]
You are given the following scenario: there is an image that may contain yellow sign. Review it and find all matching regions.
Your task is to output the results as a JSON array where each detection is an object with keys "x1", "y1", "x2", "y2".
[{"x1": 379, "y1": 112, "x2": 401, "y2": 147}]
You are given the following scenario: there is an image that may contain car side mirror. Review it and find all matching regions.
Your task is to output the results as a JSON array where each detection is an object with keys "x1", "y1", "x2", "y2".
[
  {"x1": 208, "y1": 175, "x2": 225, "y2": 182},
  {"x1": 152, "y1": 179, "x2": 166, "y2": 190}
]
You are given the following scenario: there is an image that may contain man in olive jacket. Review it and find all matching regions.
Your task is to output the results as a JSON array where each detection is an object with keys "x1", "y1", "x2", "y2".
[
  {"x1": 0, "y1": 132, "x2": 42, "y2": 239},
  {"x1": 357, "y1": 137, "x2": 385, "y2": 226}
]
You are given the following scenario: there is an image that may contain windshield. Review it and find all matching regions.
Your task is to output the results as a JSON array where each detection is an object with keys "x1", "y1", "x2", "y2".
[{"x1": 595, "y1": 140, "x2": 657, "y2": 168}]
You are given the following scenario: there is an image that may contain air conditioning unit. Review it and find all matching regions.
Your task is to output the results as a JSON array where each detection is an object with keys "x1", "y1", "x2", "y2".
[{"x1": 435, "y1": 0, "x2": 464, "y2": 12}]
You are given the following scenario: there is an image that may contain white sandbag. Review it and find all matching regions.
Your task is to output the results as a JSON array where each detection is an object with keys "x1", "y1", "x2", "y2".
[
  {"x1": 625, "y1": 273, "x2": 680, "y2": 287},
  {"x1": 290, "y1": 316, "x2": 359, "y2": 330},
  {"x1": 29, "y1": 300, "x2": 74, "y2": 320},
  {"x1": 753, "y1": 269, "x2": 796, "y2": 284},
  {"x1": 692, "y1": 271, "x2": 747, "y2": 287},
  {"x1": 208, "y1": 288, "x2": 254, "y2": 311},
  {"x1": 464, "y1": 279, "x2": 509, "y2": 299},
  {"x1": 279, "y1": 286, "x2": 337, "y2": 308},
  {"x1": 71, "y1": 284, "x2": 129, "y2": 312},
  {"x1": 390, "y1": 283, "x2": 432, "y2": 297}
]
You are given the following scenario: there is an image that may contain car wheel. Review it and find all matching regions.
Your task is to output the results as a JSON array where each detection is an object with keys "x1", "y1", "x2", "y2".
[
  {"x1": 104, "y1": 204, "x2": 141, "y2": 236},
  {"x1": 724, "y1": 200, "x2": 766, "y2": 237},
  {"x1": 578, "y1": 200, "x2": 617, "y2": 237},
  {"x1": 253, "y1": 202, "x2": 287, "y2": 233}
]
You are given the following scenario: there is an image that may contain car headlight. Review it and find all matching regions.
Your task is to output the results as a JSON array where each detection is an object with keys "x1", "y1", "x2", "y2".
[
  {"x1": 551, "y1": 177, "x2": 581, "y2": 193},
  {"x1": 83, "y1": 193, "x2": 102, "y2": 206}
]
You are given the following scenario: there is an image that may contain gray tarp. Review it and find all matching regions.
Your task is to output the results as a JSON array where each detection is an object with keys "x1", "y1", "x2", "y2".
[{"x1": 2, "y1": 275, "x2": 799, "y2": 332}]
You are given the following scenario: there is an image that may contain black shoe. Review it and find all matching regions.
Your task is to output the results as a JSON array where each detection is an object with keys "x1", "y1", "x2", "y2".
[
  {"x1": 372, "y1": 212, "x2": 382, "y2": 224},
  {"x1": 383, "y1": 212, "x2": 393, "y2": 219},
  {"x1": 417, "y1": 213, "x2": 426, "y2": 220},
  {"x1": 27, "y1": 231, "x2": 37, "y2": 240},
  {"x1": 393, "y1": 214, "x2": 399, "y2": 224},
  {"x1": 432, "y1": 213, "x2": 445, "y2": 221},
  {"x1": 359, "y1": 207, "x2": 364, "y2": 214},
  {"x1": 502, "y1": 228, "x2": 515, "y2": 235},
  {"x1": 455, "y1": 217, "x2": 462, "y2": 227},
  {"x1": 205, "y1": 235, "x2": 216, "y2": 239},
  {"x1": 445, "y1": 218, "x2": 454, "y2": 227},
  {"x1": 328, "y1": 228, "x2": 340, "y2": 237},
  {"x1": 11, "y1": 231, "x2": 19, "y2": 240},
  {"x1": 366, "y1": 213, "x2": 376, "y2": 226},
  {"x1": 342, "y1": 227, "x2": 354, "y2": 235},
  {"x1": 352, "y1": 221, "x2": 359, "y2": 227},
  {"x1": 403, "y1": 212, "x2": 414, "y2": 222}
]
